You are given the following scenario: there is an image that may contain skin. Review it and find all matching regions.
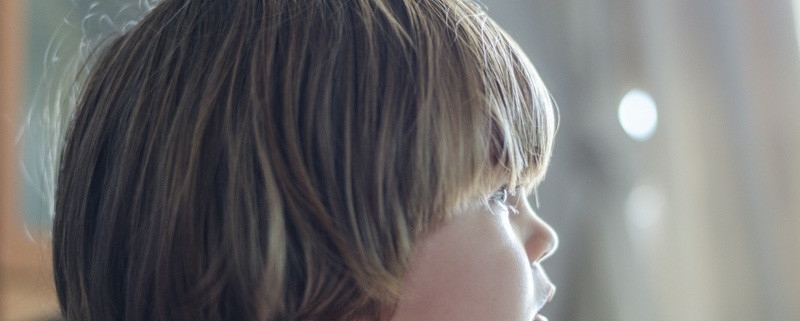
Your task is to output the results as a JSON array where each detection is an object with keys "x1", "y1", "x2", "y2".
[{"x1": 390, "y1": 187, "x2": 558, "y2": 321}]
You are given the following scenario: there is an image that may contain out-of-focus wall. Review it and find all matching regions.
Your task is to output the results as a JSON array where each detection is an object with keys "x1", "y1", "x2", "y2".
[
  {"x1": 0, "y1": 1, "x2": 58, "y2": 320},
  {"x1": 0, "y1": 0, "x2": 24, "y2": 260},
  {"x1": 482, "y1": 0, "x2": 800, "y2": 320}
]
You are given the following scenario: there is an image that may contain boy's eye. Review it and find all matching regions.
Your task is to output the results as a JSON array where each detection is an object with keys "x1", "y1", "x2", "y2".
[{"x1": 489, "y1": 186, "x2": 510, "y2": 203}]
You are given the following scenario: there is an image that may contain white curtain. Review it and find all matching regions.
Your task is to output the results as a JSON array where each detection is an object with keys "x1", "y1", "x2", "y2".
[{"x1": 482, "y1": 0, "x2": 800, "y2": 320}]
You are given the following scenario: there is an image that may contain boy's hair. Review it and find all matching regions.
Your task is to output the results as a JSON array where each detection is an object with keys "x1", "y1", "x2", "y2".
[{"x1": 53, "y1": 0, "x2": 555, "y2": 320}]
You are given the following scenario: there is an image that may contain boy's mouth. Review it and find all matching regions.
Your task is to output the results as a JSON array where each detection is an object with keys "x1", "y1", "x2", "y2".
[{"x1": 531, "y1": 263, "x2": 556, "y2": 314}]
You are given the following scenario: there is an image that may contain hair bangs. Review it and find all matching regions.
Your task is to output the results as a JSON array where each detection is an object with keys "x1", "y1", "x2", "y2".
[
  {"x1": 470, "y1": 14, "x2": 557, "y2": 190},
  {"x1": 425, "y1": 2, "x2": 557, "y2": 206}
]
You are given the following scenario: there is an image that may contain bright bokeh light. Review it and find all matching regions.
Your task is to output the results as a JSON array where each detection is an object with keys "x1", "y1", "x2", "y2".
[
  {"x1": 618, "y1": 89, "x2": 658, "y2": 141},
  {"x1": 624, "y1": 184, "x2": 665, "y2": 232},
  {"x1": 795, "y1": 0, "x2": 800, "y2": 58}
]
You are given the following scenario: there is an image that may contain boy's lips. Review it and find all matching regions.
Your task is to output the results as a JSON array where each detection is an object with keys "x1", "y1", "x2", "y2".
[
  {"x1": 536, "y1": 282, "x2": 556, "y2": 310},
  {"x1": 532, "y1": 279, "x2": 555, "y2": 321},
  {"x1": 546, "y1": 284, "x2": 556, "y2": 302},
  {"x1": 536, "y1": 284, "x2": 555, "y2": 321},
  {"x1": 531, "y1": 263, "x2": 556, "y2": 313}
]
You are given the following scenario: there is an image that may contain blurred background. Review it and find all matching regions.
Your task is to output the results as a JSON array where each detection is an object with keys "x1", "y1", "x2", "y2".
[{"x1": 1, "y1": 0, "x2": 799, "y2": 320}]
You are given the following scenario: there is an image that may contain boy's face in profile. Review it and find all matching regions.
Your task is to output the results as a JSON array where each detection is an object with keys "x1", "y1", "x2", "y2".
[
  {"x1": 391, "y1": 190, "x2": 557, "y2": 321},
  {"x1": 51, "y1": 0, "x2": 559, "y2": 320}
]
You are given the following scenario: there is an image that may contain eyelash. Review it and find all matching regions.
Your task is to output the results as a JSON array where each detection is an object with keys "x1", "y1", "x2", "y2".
[
  {"x1": 488, "y1": 185, "x2": 522, "y2": 214},
  {"x1": 489, "y1": 186, "x2": 511, "y2": 203}
]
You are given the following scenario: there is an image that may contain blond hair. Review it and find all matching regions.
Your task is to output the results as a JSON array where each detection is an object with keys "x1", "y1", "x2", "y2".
[{"x1": 53, "y1": 0, "x2": 555, "y2": 320}]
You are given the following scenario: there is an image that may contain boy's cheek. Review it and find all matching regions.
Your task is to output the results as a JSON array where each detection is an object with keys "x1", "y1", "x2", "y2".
[{"x1": 393, "y1": 205, "x2": 534, "y2": 321}]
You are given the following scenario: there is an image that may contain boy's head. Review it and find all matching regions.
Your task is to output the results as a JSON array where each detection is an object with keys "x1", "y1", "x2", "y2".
[{"x1": 53, "y1": 0, "x2": 556, "y2": 320}]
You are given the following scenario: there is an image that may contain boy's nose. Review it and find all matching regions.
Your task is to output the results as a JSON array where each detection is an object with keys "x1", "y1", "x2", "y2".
[
  {"x1": 526, "y1": 214, "x2": 558, "y2": 263},
  {"x1": 516, "y1": 197, "x2": 558, "y2": 264}
]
